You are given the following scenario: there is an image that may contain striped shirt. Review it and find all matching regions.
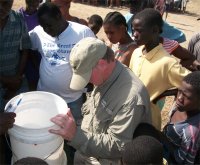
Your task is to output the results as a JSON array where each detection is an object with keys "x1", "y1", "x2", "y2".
[
  {"x1": 162, "y1": 37, "x2": 179, "y2": 54},
  {"x1": 163, "y1": 110, "x2": 200, "y2": 164}
]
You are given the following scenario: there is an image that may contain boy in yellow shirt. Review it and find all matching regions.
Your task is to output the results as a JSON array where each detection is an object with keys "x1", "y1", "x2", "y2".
[{"x1": 129, "y1": 8, "x2": 190, "y2": 130}]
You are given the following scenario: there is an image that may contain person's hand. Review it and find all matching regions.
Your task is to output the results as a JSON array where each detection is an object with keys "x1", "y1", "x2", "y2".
[
  {"x1": 49, "y1": 110, "x2": 77, "y2": 141},
  {"x1": 1, "y1": 75, "x2": 22, "y2": 89},
  {"x1": 0, "y1": 112, "x2": 16, "y2": 135}
]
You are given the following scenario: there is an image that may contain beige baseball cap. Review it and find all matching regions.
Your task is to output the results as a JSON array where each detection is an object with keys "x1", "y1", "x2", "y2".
[{"x1": 69, "y1": 37, "x2": 107, "y2": 90}]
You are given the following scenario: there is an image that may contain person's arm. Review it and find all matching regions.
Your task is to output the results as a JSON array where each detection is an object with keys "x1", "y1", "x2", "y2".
[
  {"x1": 117, "y1": 44, "x2": 138, "y2": 66},
  {"x1": 0, "y1": 49, "x2": 30, "y2": 100},
  {"x1": 0, "y1": 52, "x2": 27, "y2": 100},
  {"x1": 172, "y1": 45, "x2": 200, "y2": 71},
  {"x1": 1, "y1": 15, "x2": 32, "y2": 99},
  {"x1": 18, "y1": 12, "x2": 32, "y2": 76},
  {"x1": 50, "y1": 100, "x2": 147, "y2": 158},
  {"x1": 0, "y1": 112, "x2": 16, "y2": 135}
]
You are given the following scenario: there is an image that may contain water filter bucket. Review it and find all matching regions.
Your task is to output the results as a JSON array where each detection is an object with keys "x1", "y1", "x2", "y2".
[{"x1": 5, "y1": 91, "x2": 68, "y2": 165}]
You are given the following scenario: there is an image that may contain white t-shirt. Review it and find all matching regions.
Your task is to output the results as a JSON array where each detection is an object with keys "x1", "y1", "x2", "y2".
[{"x1": 29, "y1": 21, "x2": 95, "y2": 103}]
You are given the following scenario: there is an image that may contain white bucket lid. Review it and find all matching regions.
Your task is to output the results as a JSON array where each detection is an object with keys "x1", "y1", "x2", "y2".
[{"x1": 6, "y1": 91, "x2": 68, "y2": 143}]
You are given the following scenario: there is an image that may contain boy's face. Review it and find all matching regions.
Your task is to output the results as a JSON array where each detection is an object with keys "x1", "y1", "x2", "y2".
[
  {"x1": 39, "y1": 14, "x2": 62, "y2": 37},
  {"x1": 175, "y1": 81, "x2": 200, "y2": 112},
  {"x1": 0, "y1": 0, "x2": 13, "y2": 20},
  {"x1": 25, "y1": 0, "x2": 41, "y2": 13},
  {"x1": 132, "y1": 18, "x2": 154, "y2": 46}
]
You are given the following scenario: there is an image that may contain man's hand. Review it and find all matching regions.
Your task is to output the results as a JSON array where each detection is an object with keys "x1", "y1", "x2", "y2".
[
  {"x1": 49, "y1": 110, "x2": 77, "y2": 141},
  {"x1": 0, "y1": 112, "x2": 16, "y2": 135}
]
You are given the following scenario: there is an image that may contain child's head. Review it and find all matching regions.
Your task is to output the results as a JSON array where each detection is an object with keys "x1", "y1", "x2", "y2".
[
  {"x1": 14, "y1": 157, "x2": 48, "y2": 165},
  {"x1": 132, "y1": 8, "x2": 163, "y2": 46},
  {"x1": 122, "y1": 135, "x2": 163, "y2": 165},
  {"x1": 38, "y1": 2, "x2": 64, "y2": 37},
  {"x1": 51, "y1": 0, "x2": 72, "y2": 19},
  {"x1": 133, "y1": 123, "x2": 161, "y2": 141},
  {"x1": 129, "y1": 0, "x2": 155, "y2": 14},
  {"x1": 87, "y1": 14, "x2": 103, "y2": 35},
  {"x1": 25, "y1": 0, "x2": 41, "y2": 14},
  {"x1": 103, "y1": 11, "x2": 128, "y2": 44},
  {"x1": 175, "y1": 71, "x2": 200, "y2": 113}
]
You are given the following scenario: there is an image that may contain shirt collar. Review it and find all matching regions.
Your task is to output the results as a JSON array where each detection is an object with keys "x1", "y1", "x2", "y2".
[{"x1": 142, "y1": 43, "x2": 163, "y2": 60}]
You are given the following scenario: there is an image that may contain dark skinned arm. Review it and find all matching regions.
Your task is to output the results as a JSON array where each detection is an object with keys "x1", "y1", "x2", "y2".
[
  {"x1": 0, "y1": 49, "x2": 29, "y2": 100},
  {"x1": 0, "y1": 112, "x2": 16, "y2": 135},
  {"x1": 29, "y1": 50, "x2": 40, "y2": 72},
  {"x1": 172, "y1": 45, "x2": 200, "y2": 71}
]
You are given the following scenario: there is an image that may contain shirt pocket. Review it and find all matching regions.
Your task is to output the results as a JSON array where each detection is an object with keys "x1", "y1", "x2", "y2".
[{"x1": 95, "y1": 100, "x2": 114, "y2": 124}]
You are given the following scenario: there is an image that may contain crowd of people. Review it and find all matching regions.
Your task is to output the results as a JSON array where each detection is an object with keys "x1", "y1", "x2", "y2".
[{"x1": 0, "y1": 0, "x2": 200, "y2": 164}]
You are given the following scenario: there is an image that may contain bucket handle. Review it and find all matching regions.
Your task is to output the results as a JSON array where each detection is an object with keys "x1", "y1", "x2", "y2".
[
  {"x1": 43, "y1": 140, "x2": 64, "y2": 160},
  {"x1": 5, "y1": 94, "x2": 23, "y2": 113},
  {"x1": 5, "y1": 133, "x2": 64, "y2": 162}
]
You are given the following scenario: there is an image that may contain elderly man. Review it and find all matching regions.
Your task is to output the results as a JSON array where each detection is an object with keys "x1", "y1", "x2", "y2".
[{"x1": 50, "y1": 37, "x2": 152, "y2": 164}]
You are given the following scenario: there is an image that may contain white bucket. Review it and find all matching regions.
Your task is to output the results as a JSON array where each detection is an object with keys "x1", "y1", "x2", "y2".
[{"x1": 5, "y1": 91, "x2": 68, "y2": 165}]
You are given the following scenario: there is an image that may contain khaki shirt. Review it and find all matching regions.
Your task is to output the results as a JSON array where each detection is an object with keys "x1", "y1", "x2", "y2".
[{"x1": 69, "y1": 61, "x2": 151, "y2": 164}]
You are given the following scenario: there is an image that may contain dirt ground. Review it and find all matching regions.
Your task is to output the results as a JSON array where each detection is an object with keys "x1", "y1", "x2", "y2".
[
  {"x1": 12, "y1": 0, "x2": 200, "y2": 127},
  {"x1": 13, "y1": 0, "x2": 200, "y2": 47}
]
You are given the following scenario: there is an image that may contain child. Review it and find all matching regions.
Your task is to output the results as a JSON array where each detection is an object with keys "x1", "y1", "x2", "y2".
[
  {"x1": 162, "y1": 71, "x2": 200, "y2": 164},
  {"x1": 122, "y1": 135, "x2": 164, "y2": 165},
  {"x1": 19, "y1": 0, "x2": 41, "y2": 31},
  {"x1": 103, "y1": 11, "x2": 137, "y2": 66},
  {"x1": 124, "y1": 0, "x2": 200, "y2": 71},
  {"x1": 14, "y1": 157, "x2": 48, "y2": 165},
  {"x1": 87, "y1": 14, "x2": 103, "y2": 35},
  {"x1": 129, "y1": 8, "x2": 190, "y2": 129},
  {"x1": 19, "y1": 0, "x2": 42, "y2": 91}
]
